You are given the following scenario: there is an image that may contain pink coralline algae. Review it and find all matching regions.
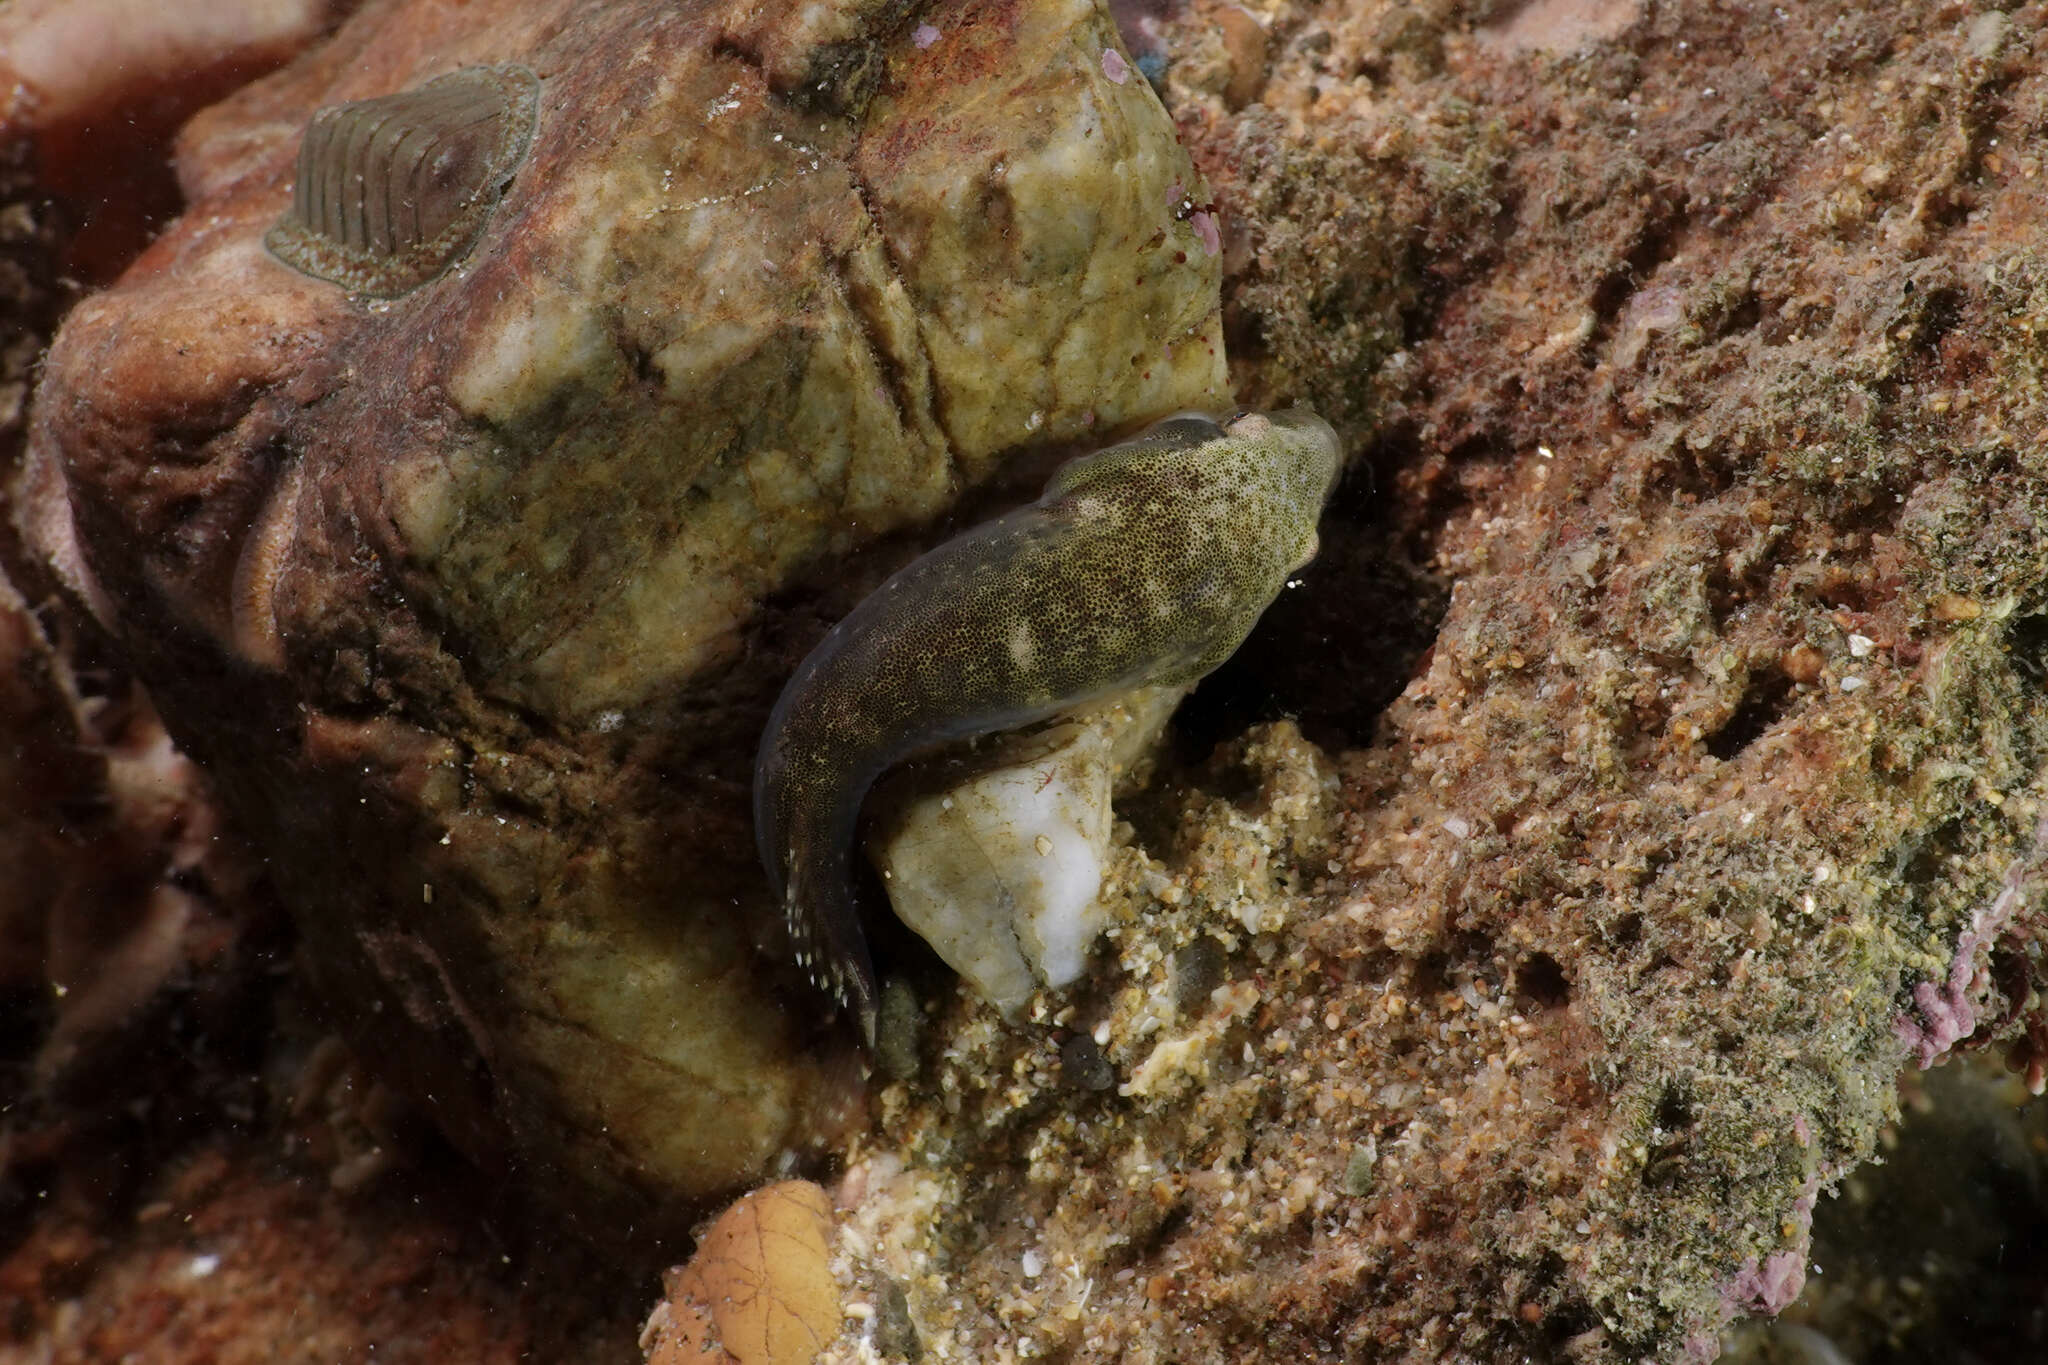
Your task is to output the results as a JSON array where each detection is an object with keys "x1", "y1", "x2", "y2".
[
  {"x1": 1102, "y1": 46, "x2": 1132, "y2": 84},
  {"x1": 1895, "y1": 810, "x2": 2048, "y2": 1069},
  {"x1": 1722, "y1": 1249, "x2": 1808, "y2": 1317},
  {"x1": 1720, "y1": 1178, "x2": 1820, "y2": 1322}
]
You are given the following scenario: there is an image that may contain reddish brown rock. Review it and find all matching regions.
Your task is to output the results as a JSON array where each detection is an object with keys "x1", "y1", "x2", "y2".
[
  {"x1": 0, "y1": 1137, "x2": 640, "y2": 1365},
  {"x1": 816, "y1": 2, "x2": 2048, "y2": 1363}
]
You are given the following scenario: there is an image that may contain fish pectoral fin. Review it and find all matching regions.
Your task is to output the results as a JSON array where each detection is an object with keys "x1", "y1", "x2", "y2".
[{"x1": 786, "y1": 870, "x2": 881, "y2": 1047}]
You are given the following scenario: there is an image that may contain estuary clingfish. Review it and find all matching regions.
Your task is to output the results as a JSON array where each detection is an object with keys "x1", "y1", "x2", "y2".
[{"x1": 754, "y1": 409, "x2": 1343, "y2": 1041}]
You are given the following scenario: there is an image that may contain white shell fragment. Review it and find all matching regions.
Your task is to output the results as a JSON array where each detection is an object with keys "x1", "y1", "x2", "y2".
[{"x1": 868, "y1": 686, "x2": 1186, "y2": 1017}]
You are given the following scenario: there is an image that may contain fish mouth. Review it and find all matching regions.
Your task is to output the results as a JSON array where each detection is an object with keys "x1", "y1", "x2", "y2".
[{"x1": 1229, "y1": 408, "x2": 1344, "y2": 494}]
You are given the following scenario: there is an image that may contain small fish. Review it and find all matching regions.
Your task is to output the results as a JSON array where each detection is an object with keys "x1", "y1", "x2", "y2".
[{"x1": 754, "y1": 409, "x2": 1343, "y2": 1041}]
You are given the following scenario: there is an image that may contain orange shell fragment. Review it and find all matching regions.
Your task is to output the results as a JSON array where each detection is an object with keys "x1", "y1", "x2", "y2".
[{"x1": 645, "y1": 1180, "x2": 841, "y2": 1365}]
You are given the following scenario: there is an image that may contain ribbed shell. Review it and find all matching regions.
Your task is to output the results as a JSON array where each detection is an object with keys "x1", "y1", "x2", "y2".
[{"x1": 265, "y1": 64, "x2": 540, "y2": 297}]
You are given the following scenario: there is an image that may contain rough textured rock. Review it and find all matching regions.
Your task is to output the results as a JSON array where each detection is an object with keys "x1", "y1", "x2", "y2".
[
  {"x1": 2, "y1": 85, "x2": 310, "y2": 1357},
  {"x1": 1722, "y1": 1055, "x2": 2048, "y2": 1363},
  {"x1": 815, "y1": 1, "x2": 2048, "y2": 1362},
  {"x1": 0, "y1": 1136, "x2": 641, "y2": 1364},
  {"x1": 21, "y1": 0, "x2": 1225, "y2": 1227}
]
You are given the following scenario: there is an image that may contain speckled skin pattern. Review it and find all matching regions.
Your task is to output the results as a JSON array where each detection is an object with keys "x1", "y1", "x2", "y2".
[{"x1": 754, "y1": 409, "x2": 1343, "y2": 1039}]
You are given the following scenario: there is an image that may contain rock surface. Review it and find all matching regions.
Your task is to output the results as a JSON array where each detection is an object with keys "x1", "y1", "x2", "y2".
[
  {"x1": 22, "y1": 0, "x2": 1224, "y2": 1227},
  {"x1": 14, "y1": 0, "x2": 2048, "y2": 1362},
  {"x1": 821, "y1": 0, "x2": 2048, "y2": 1361}
]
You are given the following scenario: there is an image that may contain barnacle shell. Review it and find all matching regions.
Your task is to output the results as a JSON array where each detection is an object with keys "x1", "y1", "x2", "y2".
[{"x1": 264, "y1": 64, "x2": 539, "y2": 296}]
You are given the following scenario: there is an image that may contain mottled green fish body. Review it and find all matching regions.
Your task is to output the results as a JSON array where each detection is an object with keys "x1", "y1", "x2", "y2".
[{"x1": 753, "y1": 409, "x2": 1344, "y2": 1040}]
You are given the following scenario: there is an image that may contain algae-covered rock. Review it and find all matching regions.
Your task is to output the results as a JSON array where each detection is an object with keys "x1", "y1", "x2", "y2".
[
  {"x1": 811, "y1": 3, "x2": 2048, "y2": 1363},
  {"x1": 23, "y1": 0, "x2": 1224, "y2": 1225},
  {"x1": 28, "y1": 0, "x2": 2048, "y2": 1360}
]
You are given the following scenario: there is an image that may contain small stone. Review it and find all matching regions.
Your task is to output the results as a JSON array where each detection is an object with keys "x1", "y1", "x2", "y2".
[
  {"x1": 1343, "y1": 1142, "x2": 1378, "y2": 1197},
  {"x1": 1781, "y1": 643, "x2": 1825, "y2": 685},
  {"x1": 1966, "y1": 10, "x2": 2010, "y2": 61},
  {"x1": 1061, "y1": 1033, "x2": 1116, "y2": 1092},
  {"x1": 874, "y1": 979, "x2": 923, "y2": 1083},
  {"x1": 1173, "y1": 937, "x2": 1227, "y2": 1015},
  {"x1": 1932, "y1": 593, "x2": 1983, "y2": 622},
  {"x1": 1214, "y1": 5, "x2": 1269, "y2": 111},
  {"x1": 875, "y1": 1278, "x2": 923, "y2": 1362},
  {"x1": 869, "y1": 688, "x2": 1184, "y2": 1017}
]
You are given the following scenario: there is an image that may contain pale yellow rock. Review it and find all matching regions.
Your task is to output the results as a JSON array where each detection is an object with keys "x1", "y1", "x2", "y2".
[
  {"x1": 24, "y1": 0, "x2": 1227, "y2": 1223},
  {"x1": 409, "y1": 0, "x2": 1227, "y2": 721}
]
